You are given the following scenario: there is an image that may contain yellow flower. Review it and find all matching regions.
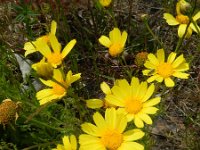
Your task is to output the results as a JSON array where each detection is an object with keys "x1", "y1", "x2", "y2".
[
  {"x1": 99, "y1": 28, "x2": 128, "y2": 57},
  {"x1": 86, "y1": 82, "x2": 114, "y2": 109},
  {"x1": 163, "y1": 7, "x2": 200, "y2": 38},
  {"x1": 143, "y1": 49, "x2": 189, "y2": 87},
  {"x1": 104, "y1": 78, "x2": 160, "y2": 128},
  {"x1": 36, "y1": 69, "x2": 81, "y2": 105},
  {"x1": 99, "y1": 0, "x2": 111, "y2": 7},
  {"x1": 52, "y1": 135, "x2": 77, "y2": 150},
  {"x1": 24, "y1": 20, "x2": 57, "y2": 57},
  {"x1": 79, "y1": 108, "x2": 145, "y2": 150},
  {"x1": 32, "y1": 58, "x2": 53, "y2": 80},
  {"x1": 34, "y1": 34, "x2": 76, "y2": 68}
]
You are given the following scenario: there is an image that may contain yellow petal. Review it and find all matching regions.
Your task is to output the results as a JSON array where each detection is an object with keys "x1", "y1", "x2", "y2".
[
  {"x1": 164, "y1": 77, "x2": 175, "y2": 87},
  {"x1": 172, "y1": 54, "x2": 185, "y2": 68},
  {"x1": 62, "y1": 136, "x2": 71, "y2": 149},
  {"x1": 142, "y1": 107, "x2": 159, "y2": 114},
  {"x1": 81, "y1": 123, "x2": 100, "y2": 136},
  {"x1": 105, "y1": 95, "x2": 124, "y2": 107},
  {"x1": 134, "y1": 117, "x2": 144, "y2": 128},
  {"x1": 24, "y1": 42, "x2": 37, "y2": 57},
  {"x1": 36, "y1": 89, "x2": 53, "y2": 99},
  {"x1": 35, "y1": 39, "x2": 51, "y2": 57},
  {"x1": 69, "y1": 135, "x2": 77, "y2": 150},
  {"x1": 86, "y1": 99, "x2": 104, "y2": 109},
  {"x1": 167, "y1": 52, "x2": 177, "y2": 64},
  {"x1": 98, "y1": 35, "x2": 112, "y2": 48},
  {"x1": 79, "y1": 134, "x2": 101, "y2": 145},
  {"x1": 143, "y1": 97, "x2": 161, "y2": 107},
  {"x1": 147, "y1": 74, "x2": 160, "y2": 83},
  {"x1": 190, "y1": 23, "x2": 200, "y2": 33},
  {"x1": 174, "y1": 63, "x2": 189, "y2": 71},
  {"x1": 172, "y1": 72, "x2": 189, "y2": 79},
  {"x1": 136, "y1": 82, "x2": 147, "y2": 99},
  {"x1": 118, "y1": 142, "x2": 144, "y2": 150},
  {"x1": 144, "y1": 61, "x2": 156, "y2": 69},
  {"x1": 50, "y1": 20, "x2": 57, "y2": 35},
  {"x1": 62, "y1": 39, "x2": 76, "y2": 58},
  {"x1": 49, "y1": 34, "x2": 61, "y2": 53},
  {"x1": 163, "y1": 13, "x2": 179, "y2": 25},
  {"x1": 123, "y1": 129, "x2": 145, "y2": 141},
  {"x1": 105, "y1": 108, "x2": 116, "y2": 129},
  {"x1": 39, "y1": 94, "x2": 59, "y2": 105},
  {"x1": 100, "y1": 82, "x2": 111, "y2": 94},
  {"x1": 116, "y1": 113, "x2": 127, "y2": 133},
  {"x1": 109, "y1": 28, "x2": 121, "y2": 43},
  {"x1": 193, "y1": 11, "x2": 200, "y2": 21},
  {"x1": 121, "y1": 31, "x2": 128, "y2": 47},
  {"x1": 53, "y1": 69, "x2": 63, "y2": 81},
  {"x1": 156, "y1": 49, "x2": 165, "y2": 62},
  {"x1": 178, "y1": 24, "x2": 188, "y2": 38},
  {"x1": 142, "y1": 83, "x2": 155, "y2": 102},
  {"x1": 147, "y1": 53, "x2": 159, "y2": 65},
  {"x1": 138, "y1": 113, "x2": 152, "y2": 124},
  {"x1": 93, "y1": 112, "x2": 106, "y2": 130}
]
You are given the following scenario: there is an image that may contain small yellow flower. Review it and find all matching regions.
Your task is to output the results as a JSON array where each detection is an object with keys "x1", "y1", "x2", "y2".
[
  {"x1": 79, "y1": 108, "x2": 145, "y2": 150},
  {"x1": 24, "y1": 20, "x2": 57, "y2": 57},
  {"x1": 99, "y1": 28, "x2": 128, "y2": 57},
  {"x1": 143, "y1": 49, "x2": 189, "y2": 87},
  {"x1": 86, "y1": 81, "x2": 114, "y2": 109},
  {"x1": 99, "y1": 0, "x2": 111, "y2": 7},
  {"x1": 32, "y1": 58, "x2": 53, "y2": 80},
  {"x1": 104, "y1": 77, "x2": 160, "y2": 128},
  {"x1": 36, "y1": 69, "x2": 81, "y2": 105},
  {"x1": 34, "y1": 34, "x2": 76, "y2": 68},
  {"x1": 52, "y1": 135, "x2": 77, "y2": 150},
  {"x1": 163, "y1": 1, "x2": 200, "y2": 38}
]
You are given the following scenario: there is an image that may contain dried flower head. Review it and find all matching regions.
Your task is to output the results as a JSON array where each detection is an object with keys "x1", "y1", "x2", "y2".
[{"x1": 0, "y1": 99, "x2": 21, "y2": 127}]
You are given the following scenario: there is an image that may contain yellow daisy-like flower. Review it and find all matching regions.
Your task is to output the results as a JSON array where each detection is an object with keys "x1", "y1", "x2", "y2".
[
  {"x1": 34, "y1": 34, "x2": 76, "y2": 68},
  {"x1": 99, "y1": 0, "x2": 111, "y2": 7},
  {"x1": 99, "y1": 28, "x2": 128, "y2": 57},
  {"x1": 52, "y1": 135, "x2": 77, "y2": 150},
  {"x1": 24, "y1": 20, "x2": 57, "y2": 57},
  {"x1": 143, "y1": 49, "x2": 189, "y2": 87},
  {"x1": 79, "y1": 108, "x2": 145, "y2": 150},
  {"x1": 86, "y1": 81, "x2": 114, "y2": 109},
  {"x1": 104, "y1": 78, "x2": 160, "y2": 128},
  {"x1": 163, "y1": 2, "x2": 200, "y2": 38},
  {"x1": 36, "y1": 69, "x2": 81, "y2": 105}
]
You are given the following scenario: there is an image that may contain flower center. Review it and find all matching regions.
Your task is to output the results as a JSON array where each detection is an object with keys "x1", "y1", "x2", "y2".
[
  {"x1": 109, "y1": 43, "x2": 123, "y2": 57},
  {"x1": 125, "y1": 98, "x2": 143, "y2": 114},
  {"x1": 52, "y1": 81, "x2": 66, "y2": 95},
  {"x1": 47, "y1": 52, "x2": 62, "y2": 66},
  {"x1": 156, "y1": 62, "x2": 174, "y2": 78},
  {"x1": 176, "y1": 14, "x2": 189, "y2": 24},
  {"x1": 101, "y1": 129, "x2": 123, "y2": 150}
]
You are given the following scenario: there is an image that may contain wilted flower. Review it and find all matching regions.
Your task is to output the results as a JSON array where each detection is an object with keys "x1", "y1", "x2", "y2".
[
  {"x1": 99, "y1": 28, "x2": 128, "y2": 57},
  {"x1": 79, "y1": 108, "x2": 145, "y2": 150},
  {"x1": 143, "y1": 49, "x2": 189, "y2": 87},
  {"x1": 134, "y1": 51, "x2": 148, "y2": 67},
  {"x1": 0, "y1": 99, "x2": 21, "y2": 127}
]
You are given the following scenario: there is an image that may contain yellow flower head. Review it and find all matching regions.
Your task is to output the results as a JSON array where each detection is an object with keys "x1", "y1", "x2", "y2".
[
  {"x1": 86, "y1": 81, "x2": 114, "y2": 109},
  {"x1": 103, "y1": 78, "x2": 160, "y2": 128},
  {"x1": 24, "y1": 20, "x2": 57, "y2": 57},
  {"x1": 32, "y1": 58, "x2": 53, "y2": 80},
  {"x1": 79, "y1": 108, "x2": 145, "y2": 150},
  {"x1": 36, "y1": 69, "x2": 81, "y2": 105},
  {"x1": 34, "y1": 34, "x2": 76, "y2": 68},
  {"x1": 143, "y1": 49, "x2": 189, "y2": 87},
  {"x1": 52, "y1": 135, "x2": 77, "y2": 150},
  {"x1": 163, "y1": 6, "x2": 200, "y2": 38},
  {"x1": 99, "y1": 0, "x2": 111, "y2": 7},
  {"x1": 99, "y1": 28, "x2": 128, "y2": 57}
]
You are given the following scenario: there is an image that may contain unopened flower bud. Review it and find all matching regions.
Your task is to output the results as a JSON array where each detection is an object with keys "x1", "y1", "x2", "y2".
[{"x1": 178, "y1": 0, "x2": 192, "y2": 15}]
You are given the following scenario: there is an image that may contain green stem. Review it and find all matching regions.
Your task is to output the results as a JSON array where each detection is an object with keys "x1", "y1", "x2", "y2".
[
  {"x1": 22, "y1": 114, "x2": 64, "y2": 132},
  {"x1": 144, "y1": 19, "x2": 163, "y2": 48}
]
